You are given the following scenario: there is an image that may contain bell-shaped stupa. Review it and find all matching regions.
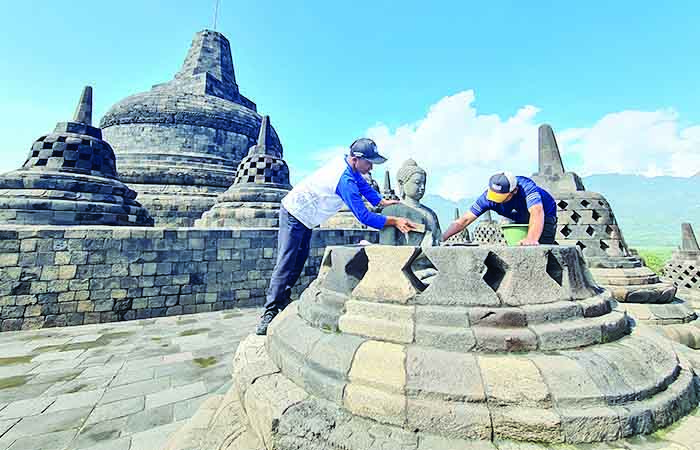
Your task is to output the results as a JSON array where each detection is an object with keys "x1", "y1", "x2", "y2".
[
  {"x1": 532, "y1": 124, "x2": 700, "y2": 347},
  {"x1": 166, "y1": 244, "x2": 699, "y2": 449},
  {"x1": 100, "y1": 30, "x2": 283, "y2": 227},
  {"x1": 664, "y1": 223, "x2": 700, "y2": 310},
  {"x1": 195, "y1": 116, "x2": 291, "y2": 227},
  {"x1": 471, "y1": 210, "x2": 506, "y2": 244},
  {"x1": 0, "y1": 86, "x2": 152, "y2": 226}
]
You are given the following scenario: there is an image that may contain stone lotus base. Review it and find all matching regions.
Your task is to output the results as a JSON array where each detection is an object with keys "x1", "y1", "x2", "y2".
[
  {"x1": 165, "y1": 245, "x2": 700, "y2": 449},
  {"x1": 589, "y1": 266, "x2": 700, "y2": 349},
  {"x1": 0, "y1": 170, "x2": 153, "y2": 226},
  {"x1": 165, "y1": 333, "x2": 700, "y2": 450}
]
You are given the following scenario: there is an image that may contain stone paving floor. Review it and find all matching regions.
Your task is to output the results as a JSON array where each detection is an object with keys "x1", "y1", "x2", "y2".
[{"x1": 0, "y1": 308, "x2": 261, "y2": 450}]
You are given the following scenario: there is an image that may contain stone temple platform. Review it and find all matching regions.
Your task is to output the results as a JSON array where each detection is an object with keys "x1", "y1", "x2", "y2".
[
  {"x1": 165, "y1": 244, "x2": 700, "y2": 450},
  {"x1": 100, "y1": 30, "x2": 283, "y2": 227},
  {"x1": 0, "y1": 308, "x2": 260, "y2": 450}
]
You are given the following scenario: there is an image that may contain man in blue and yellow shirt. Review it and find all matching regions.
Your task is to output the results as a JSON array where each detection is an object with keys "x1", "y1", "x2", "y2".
[{"x1": 443, "y1": 172, "x2": 557, "y2": 245}]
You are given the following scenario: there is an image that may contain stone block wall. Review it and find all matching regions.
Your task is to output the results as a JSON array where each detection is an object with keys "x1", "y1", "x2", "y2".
[{"x1": 0, "y1": 226, "x2": 377, "y2": 331}]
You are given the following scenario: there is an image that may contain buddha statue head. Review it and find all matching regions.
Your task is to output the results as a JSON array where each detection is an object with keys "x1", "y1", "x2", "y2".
[{"x1": 396, "y1": 159, "x2": 426, "y2": 205}]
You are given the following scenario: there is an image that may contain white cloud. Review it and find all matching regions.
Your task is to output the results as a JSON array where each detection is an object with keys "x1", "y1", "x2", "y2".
[
  {"x1": 560, "y1": 110, "x2": 700, "y2": 178},
  {"x1": 304, "y1": 90, "x2": 700, "y2": 200}
]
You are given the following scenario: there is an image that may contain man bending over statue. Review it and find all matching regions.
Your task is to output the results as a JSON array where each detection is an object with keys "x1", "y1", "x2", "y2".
[
  {"x1": 256, "y1": 138, "x2": 419, "y2": 335},
  {"x1": 443, "y1": 172, "x2": 557, "y2": 245}
]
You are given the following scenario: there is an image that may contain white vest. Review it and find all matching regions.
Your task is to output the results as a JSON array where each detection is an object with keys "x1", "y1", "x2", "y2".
[{"x1": 281, "y1": 156, "x2": 349, "y2": 228}]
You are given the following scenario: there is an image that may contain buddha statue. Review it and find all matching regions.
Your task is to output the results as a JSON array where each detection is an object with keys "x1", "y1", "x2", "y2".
[{"x1": 379, "y1": 159, "x2": 442, "y2": 248}]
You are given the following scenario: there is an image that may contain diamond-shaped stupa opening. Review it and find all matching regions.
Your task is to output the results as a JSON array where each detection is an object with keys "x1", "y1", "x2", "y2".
[
  {"x1": 345, "y1": 250, "x2": 369, "y2": 283},
  {"x1": 482, "y1": 251, "x2": 508, "y2": 292},
  {"x1": 546, "y1": 251, "x2": 563, "y2": 286},
  {"x1": 561, "y1": 225, "x2": 572, "y2": 237}
]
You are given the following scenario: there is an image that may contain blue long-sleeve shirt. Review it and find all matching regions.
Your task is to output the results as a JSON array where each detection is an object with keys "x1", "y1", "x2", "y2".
[{"x1": 335, "y1": 159, "x2": 387, "y2": 229}]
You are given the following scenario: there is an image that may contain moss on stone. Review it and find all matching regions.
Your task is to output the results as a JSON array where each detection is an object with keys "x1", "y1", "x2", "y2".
[
  {"x1": 0, "y1": 375, "x2": 30, "y2": 389},
  {"x1": 33, "y1": 331, "x2": 134, "y2": 353},
  {"x1": 193, "y1": 356, "x2": 217, "y2": 368},
  {"x1": 177, "y1": 318, "x2": 197, "y2": 325},
  {"x1": 651, "y1": 417, "x2": 685, "y2": 440},
  {"x1": 222, "y1": 311, "x2": 243, "y2": 319},
  {"x1": 0, "y1": 355, "x2": 34, "y2": 365},
  {"x1": 65, "y1": 383, "x2": 90, "y2": 394},
  {"x1": 179, "y1": 328, "x2": 210, "y2": 337}
]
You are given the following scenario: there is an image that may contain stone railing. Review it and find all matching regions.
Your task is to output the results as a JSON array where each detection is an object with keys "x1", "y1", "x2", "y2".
[{"x1": 0, "y1": 226, "x2": 377, "y2": 331}]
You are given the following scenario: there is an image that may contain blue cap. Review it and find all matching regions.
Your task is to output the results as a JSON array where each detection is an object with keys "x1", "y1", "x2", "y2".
[
  {"x1": 487, "y1": 172, "x2": 517, "y2": 203},
  {"x1": 349, "y1": 138, "x2": 387, "y2": 164}
]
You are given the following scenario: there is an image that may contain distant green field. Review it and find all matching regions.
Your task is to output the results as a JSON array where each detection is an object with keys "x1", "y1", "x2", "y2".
[{"x1": 634, "y1": 247, "x2": 674, "y2": 275}]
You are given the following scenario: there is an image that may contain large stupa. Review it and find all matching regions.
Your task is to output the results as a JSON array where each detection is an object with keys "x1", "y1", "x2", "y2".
[
  {"x1": 165, "y1": 244, "x2": 699, "y2": 449},
  {"x1": 100, "y1": 30, "x2": 283, "y2": 227},
  {"x1": 531, "y1": 124, "x2": 700, "y2": 347},
  {"x1": 0, "y1": 87, "x2": 152, "y2": 226}
]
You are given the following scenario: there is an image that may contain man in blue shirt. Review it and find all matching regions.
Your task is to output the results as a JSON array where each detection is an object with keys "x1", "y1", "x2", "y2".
[
  {"x1": 256, "y1": 138, "x2": 418, "y2": 335},
  {"x1": 443, "y1": 172, "x2": 558, "y2": 245}
]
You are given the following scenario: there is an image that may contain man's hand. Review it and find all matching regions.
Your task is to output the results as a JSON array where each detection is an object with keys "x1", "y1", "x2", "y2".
[
  {"x1": 519, "y1": 237, "x2": 540, "y2": 246},
  {"x1": 379, "y1": 199, "x2": 400, "y2": 207},
  {"x1": 394, "y1": 218, "x2": 419, "y2": 234}
]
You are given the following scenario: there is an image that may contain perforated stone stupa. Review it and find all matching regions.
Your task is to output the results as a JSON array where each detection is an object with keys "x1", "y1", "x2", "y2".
[
  {"x1": 664, "y1": 223, "x2": 700, "y2": 310},
  {"x1": 195, "y1": 116, "x2": 291, "y2": 227},
  {"x1": 100, "y1": 30, "x2": 283, "y2": 227},
  {"x1": 472, "y1": 210, "x2": 506, "y2": 244},
  {"x1": 167, "y1": 244, "x2": 699, "y2": 450},
  {"x1": 0, "y1": 87, "x2": 153, "y2": 226},
  {"x1": 530, "y1": 125, "x2": 700, "y2": 348}
]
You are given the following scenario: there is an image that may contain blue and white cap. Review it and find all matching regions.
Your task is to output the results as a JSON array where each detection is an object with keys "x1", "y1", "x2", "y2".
[
  {"x1": 486, "y1": 171, "x2": 517, "y2": 203},
  {"x1": 349, "y1": 138, "x2": 387, "y2": 164}
]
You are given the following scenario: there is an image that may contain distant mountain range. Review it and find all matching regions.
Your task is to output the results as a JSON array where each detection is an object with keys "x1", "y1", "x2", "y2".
[{"x1": 423, "y1": 174, "x2": 699, "y2": 248}]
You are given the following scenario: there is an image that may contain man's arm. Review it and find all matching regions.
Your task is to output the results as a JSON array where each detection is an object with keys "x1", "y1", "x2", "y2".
[
  {"x1": 442, "y1": 210, "x2": 478, "y2": 241},
  {"x1": 356, "y1": 173, "x2": 383, "y2": 207},
  {"x1": 520, "y1": 204, "x2": 544, "y2": 246}
]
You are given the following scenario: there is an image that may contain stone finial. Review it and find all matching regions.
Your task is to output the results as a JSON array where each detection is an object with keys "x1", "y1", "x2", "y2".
[
  {"x1": 72, "y1": 86, "x2": 92, "y2": 125},
  {"x1": 176, "y1": 29, "x2": 236, "y2": 87},
  {"x1": 681, "y1": 223, "x2": 700, "y2": 252},
  {"x1": 538, "y1": 124, "x2": 565, "y2": 177},
  {"x1": 249, "y1": 115, "x2": 279, "y2": 157},
  {"x1": 382, "y1": 170, "x2": 399, "y2": 201},
  {"x1": 532, "y1": 124, "x2": 585, "y2": 192}
]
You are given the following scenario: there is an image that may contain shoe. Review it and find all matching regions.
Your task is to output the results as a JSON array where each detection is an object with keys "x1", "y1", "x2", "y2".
[{"x1": 255, "y1": 310, "x2": 278, "y2": 336}]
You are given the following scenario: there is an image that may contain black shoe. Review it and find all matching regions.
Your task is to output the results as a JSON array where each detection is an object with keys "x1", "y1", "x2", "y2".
[{"x1": 256, "y1": 310, "x2": 278, "y2": 336}]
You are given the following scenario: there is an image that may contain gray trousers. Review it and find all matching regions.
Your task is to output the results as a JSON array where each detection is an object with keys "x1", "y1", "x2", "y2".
[{"x1": 263, "y1": 207, "x2": 313, "y2": 313}]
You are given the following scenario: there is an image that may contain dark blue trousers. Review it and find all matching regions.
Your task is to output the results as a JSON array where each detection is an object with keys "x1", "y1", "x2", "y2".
[{"x1": 263, "y1": 206, "x2": 313, "y2": 313}]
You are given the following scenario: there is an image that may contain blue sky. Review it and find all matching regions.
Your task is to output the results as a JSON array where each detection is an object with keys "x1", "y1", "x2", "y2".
[{"x1": 1, "y1": 1, "x2": 699, "y2": 199}]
